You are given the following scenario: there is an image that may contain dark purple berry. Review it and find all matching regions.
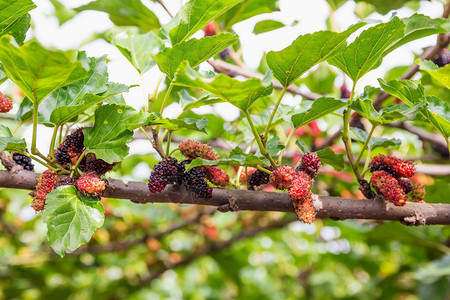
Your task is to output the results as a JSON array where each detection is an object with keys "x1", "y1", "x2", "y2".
[
  {"x1": 148, "y1": 157, "x2": 180, "y2": 194},
  {"x1": 12, "y1": 152, "x2": 34, "y2": 171},
  {"x1": 183, "y1": 166, "x2": 212, "y2": 199},
  {"x1": 79, "y1": 153, "x2": 116, "y2": 175},
  {"x1": 398, "y1": 178, "x2": 413, "y2": 194},
  {"x1": 248, "y1": 168, "x2": 271, "y2": 187},
  {"x1": 55, "y1": 128, "x2": 85, "y2": 169}
]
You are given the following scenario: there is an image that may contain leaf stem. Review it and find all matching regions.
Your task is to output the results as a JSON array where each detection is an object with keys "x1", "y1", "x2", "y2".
[
  {"x1": 165, "y1": 131, "x2": 173, "y2": 157},
  {"x1": 255, "y1": 165, "x2": 272, "y2": 174},
  {"x1": 71, "y1": 150, "x2": 86, "y2": 177},
  {"x1": 159, "y1": 82, "x2": 173, "y2": 115},
  {"x1": 12, "y1": 121, "x2": 24, "y2": 136},
  {"x1": 169, "y1": 148, "x2": 180, "y2": 156},
  {"x1": 49, "y1": 125, "x2": 60, "y2": 161},
  {"x1": 264, "y1": 87, "x2": 287, "y2": 140},
  {"x1": 31, "y1": 103, "x2": 39, "y2": 155},
  {"x1": 278, "y1": 125, "x2": 295, "y2": 165},
  {"x1": 21, "y1": 151, "x2": 57, "y2": 171},
  {"x1": 355, "y1": 124, "x2": 376, "y2": 166},
  {"x1": 149, "y1": 74, "x2": 165, "y2": 113},
  {"x1": 361, "y1": 147, "x2": 372, "y2": 177}
]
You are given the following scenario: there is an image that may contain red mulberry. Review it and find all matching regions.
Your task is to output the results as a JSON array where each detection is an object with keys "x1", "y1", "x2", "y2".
[
  {"x1": 0, "y1": 92, "x2": 13, "y2": 113},
  {"x1": 370, "y1": 154, "x2": 415, "y2": 178},
  {"x1": 178, "y1": 140, "x2": 219, "y2": 161},
  {"x1": 32, "y1": 170, "x2": 58, "y2": 212},
  {"x1": 293, "y1": 196, "x2": 316, "y2": 224},
  {"x1": 148, "y1": 157, "x2": 181, "y2": 194},
  {"x1": 184, "y1": 167, "x2": 212, "y2": 199},
  {"x1": 77, "y1": 171, "x2": 106, "y2": 196},
  {"x1": 296, "y1": 152, "x2": 321, "y2": 179},
  {"x1": 203, "y1": 166, "x2": 229, "y2": 187},
  {"x1": 12, "y1": 152, "x2": 34, "y2": 171},
  {"x1": 55, "y1": 128, "x2": 85, "y2": 168},
  {"x1": 288, "y1": 171, "x2": 312, "y2": 200},
  {"x1": 270, "y1": 166, "x2": 296, "y2": 190},
  {"x1": 79, "y1": 153, "x2": 116, "y2": 175},
  {"x1": 398, "y1": 178, "x2": 413, "y2": 194},
  {"x1": 371, "y1": 170, "x2": 408, "y2": 206},
  {"x1": 410, "y1": 184, "x2": 426, "y2": 203}
]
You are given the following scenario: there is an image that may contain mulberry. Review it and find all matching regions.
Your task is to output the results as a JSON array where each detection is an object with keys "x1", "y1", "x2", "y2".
[
  {"x1": 293, "y1": 197, "x2": 316, "y2": 224},
  {"x1": 398, "y1": 178, "x2": 413, "y2": 194},
  {"x1": 178, "y1": 140, "x2": 219, "y2": 161},
  {"x1": 370, "y1": 154, "x2": 415, "y2": 178},
  {"x1": 184, "y1": 167, "x2": 212, "y2": 199},
  {"x1": 32, "y1": 170, "x2": 58, "y2": 212},
  {"x1": 410, "y1": 184, "x2": 426, "y2": 203},
  {"x1": 247, "y1": 168, "x2": 271, "y2": 187},
  {"x1": 203, "y1": 166, "x2": 229, "y2": 187},
  {"x1": 55, "y1": 128, "x2": 85, "y2": 168},
  {"x1": 0, "y1": 92, "x2": 13, "y2": 113},
  {"x1": 370, "y1": 170, "x2": 408, "y2": 206},
  {"x1": 296, "y1": 152, "x2": 321, "y2": 179},
  {"x1": 288, "y1": 171, "x2": 312, "y2": 200},
  {"x1": 240, "y1": 167, "x2": 256, "y2": 184},
  {"x1": 270, "y1": 166, "x2": 296, "y2": 190},
  {"x1": 148, "y1": 157, "x2": 180, "y2": 194},
  {"x1": 12, "y1": 152, "x2": 34, "y2": 171},
  {"x1": 219, "y1": 48, "x2": 230, "y2": 59},
  {"x1": 77, "y1": 171, "x2": 106, "y2": 196},
  {"x1": 57, "y1": 176, "x2": 77, "y2": 188},
  {"x1": 79, "y1": 153, "x2": 116, "y2": 175},
  {"x1": 340, "y1": 83, "x2": 351, "y2": 99},
  {"x1": 433, "y1": 49, "x2": 450, "y2": 67}
]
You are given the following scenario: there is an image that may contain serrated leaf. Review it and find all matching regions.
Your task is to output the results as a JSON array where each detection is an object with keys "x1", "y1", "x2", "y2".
[
  {"x1": 295, "y1": 140, "x2": 310, "y2": 154},
  {"x1": 418, "y1": 60, "x2": 450, "y2": 89},
  {"x1": 220, "y1": 0, "x2": 279, "y2": 30},
  {"x1": 267, "y1": 22, "x2": 365, "y2": 87},
  {"x1": 316, "y1": 148, "x2": 344, "y2": 171},
  {"x1": 0, "y1": 36, "x2": 87, "y2": 104},
  {"x1": 169, "y1": 0, "x2": 244, "y2": 45},
  {"x1": 0, "y1": 125, "x2": 26, "y2": 152},
  {"x1": 328, "y1": 17, "x2": 405, "y2": 82},
  {"x1": 253, "y1": 20, "x2": 285, "y2": 35},
  {"x1": 266, "y1": 136, "x2": 285, "y2": 157},
  {"x1": 154, "y1": 33, "x2": 238, "y2": 80},
  {"x1": 350, "y1": 127, "x2": 401, "y2": 149},
  {"x1": 173, "y1": 61, "x2": 273, "y2": 110},
  {"x1": 0, "y1": 0, "x2": 36, "y2": 44},
  {"x1": 110, "y1": 30, "x2": 164, "y2": 74},
  {"x1": 291, "y1": 97, "x2": 347, "y2": 128},
  {"x1": 83, "y1": 104, "x2": 151, "y2": 163},
  {"x1": 43, "y1": 186, "x2": 104, "y2": 257},
  {"x1": 75, "y1": 0, "x2": 160, "y2": 32},
  {"x1": 148, "y1": 113, "x2": 208, "y2": 133}
]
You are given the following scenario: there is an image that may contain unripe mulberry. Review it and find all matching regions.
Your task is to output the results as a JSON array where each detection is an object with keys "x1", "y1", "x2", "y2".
[
  {"x1": 288, "y1": 171, "x2": 312, "y2": 200},
  {"x1": 184, "y1": 167, "x2": 212, "y2": 199},
  {"x1": 247, "y1": 168, "x2": 271, "y2": 187},
  {"x1": 370, "y1": 170, "x2": 408, "y2": 206},
  {"x1": 398, "y1": 178, "x2": 413, "y2": 194},
  {"x1": 296, "y1": 152, "x2": 321, "y2": 179},
  {"x1": 203, "y1": 166, "x2": 229, "y2": 187},
  {"x1": 410, "y1": 184, "x2": 426, "y2": 202},
  {"x1": 270, "y1": 166, "x2": 296, "y2": 190},
  {"x1": 240, "y1": 167, "x2": 256, "y2": 183},
  {"x1": 178, "y1": 140, "x2": 219, "y2": 161},
  {"x1": 370, "y1": 154, "x2": 415, "y2": 178},
  {"x1": 0, "y1": 92, "x2": 13, "y2": 113},
  {"x1": 55, "y1": 128, "x2": 85, "y2": 168},
  {"x1": 293, "y1": 196, "x2": 316, "y2": 224},
  {"x1": 77, "y1": 171, "x2": 106, "y2": 196},
  {"x1": 12, "y1": 152, "x2": 34, "y2": 171},
  {"x1": 148, "y1": 157, "x2": 180, "y2": 194},
  {"x1": 79, "y1": 153, "x2": 116, "y2": 175},
  {"x1": 204, "y1": 21, "x2": 216, "y2": 37},
  {"x1": 32, "y1": 170, "x2": 58, "y2": 212}
]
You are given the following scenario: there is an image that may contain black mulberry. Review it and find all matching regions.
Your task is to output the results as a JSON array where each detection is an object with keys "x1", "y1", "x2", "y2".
[
  {"x1": 12, "y1": 152, "x2": 34, "y2": 171},
  {"x1": 184, "y1": 167, "x2": 212, "y2": 199},
  {"x1": 247, "y1": 168, "x2": 271, "y2": 187},
  {"x1": 148, "y1": 157, "x2": 180, "y2": 194},
  {"x1": 79, "y1": 153, "x2": 116, "y2": 175},
  {"x1": 55, "y1": 128, "x2": 85, "y2": 168}
]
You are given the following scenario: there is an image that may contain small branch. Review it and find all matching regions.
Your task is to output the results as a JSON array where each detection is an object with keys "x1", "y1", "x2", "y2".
[{"x1": 153, "y1": 0, "x2": 173, "y2": 18}]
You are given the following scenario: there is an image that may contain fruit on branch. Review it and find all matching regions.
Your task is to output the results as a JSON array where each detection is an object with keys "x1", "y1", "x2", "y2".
[
  {"x1": 288, "y1": 171, "x2": 315, "y2": 223},
  {"x1": 248, "y1": 168, "x2": 272, "y2": 187},
  {"x1": 240, "y1": 167, "x2": 256, "y2": 184},
  {"x1": 178, "y1": 140, "x2": 219, "y2": 160},
  {"x1": 410, "y1": 184, "x2": 426, "y2": 203},
  {"x1": 76, "y1": 171, "x2": 106, "y2": 196},
  {"x1": 183, "y1": 166, "x2": 213, "y2": 199},
  {"x1": 0, "y1": 92, "x2": 13, "y2": 113},
  {"x1": 203, "y1": 166, "x2": 229, "y2": 187},
  {"x1": 293, "y1": 197, "x2": 315, "y2": 224},
  {"x1": 370, "y1": 170, "x2": 408, "y2": 206},
  {"x1": 270, "y1": 166, "x2": 296, "y2": 190},
  {"x1": 370, "y1": 154, "x2": 415, "y2": 179},
  {"x1": 55, "y1": 128, "x2": 85, "y2": 169},
  {"x1": 398, "y1": 178, "x2": 413, "y2": 194},
  {"x1": 79, "y1": 153, "x2": 116, "y2": 175},
  {"x1": 57, "y1": 176, "x2": 77, "y2": 188},
  {"x1": 148, "y1": 157, "x2": 181, "y2": 194},
  {"x1": 12, "y1": 152, "x2": 34, "y2": 171},
  {"x1": 296, "y1": 152, "x2": 321, "y2": 179},
  {"x1": 32, "y1": 170, "x2": 58, "y2": 212}
]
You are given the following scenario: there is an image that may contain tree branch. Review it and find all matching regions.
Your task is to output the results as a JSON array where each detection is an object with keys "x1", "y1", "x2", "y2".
[{"x1": 1, "y1": 170, "x2": 449, "y2": 225}]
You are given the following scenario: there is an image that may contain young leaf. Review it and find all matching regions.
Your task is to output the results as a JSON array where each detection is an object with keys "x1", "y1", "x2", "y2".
[
  {"x1": 328, "y1": 17, "x2": 405, "y2": 83},
  {"x1": 148, "y1": 113, "x2": 208, "y2": 133},
  {"x1": 83, "y1": 104, "x2": 152, "y2": 163},
  {"x1": 173, "y1": 61, "x2": 273, "y2": 110},
  {"x1": 350, "y1": 128, "x2": 401, "y2": 149},
  {"x1": 43, "y1": 186, "x2": 104, "y2": 257},
  {"x1": 75, "y1": 0, "x2": 160, "y2": 31},
  {"x1": 0, "y1": 125, "x2": 26, "y2": 152},
  {"x1": 291, "y1": 97, "x2": 347, "y2": 128},
  {"x1": 0, "y1": 36, "x2": 87, "y2": 104},
  {"x1": 418, "y1": 60, "x2": 450, "y2": 89},
  {"x1": 178, "y1": 90, "x2": 221, "y2": 110},
  {"x1": 316, "y1": 148, "x2": 344, "y2": 171},
  {"x1": 266, "y1": 136, "x2": 285, "y2": 157},
  {"x1": 169, "y1": 0, "x2": 244, "y2": 45},
  {"x1": 219, "y1": 0, "x2": 279, "y2": 30},
  {"x1": 110, "y1": 31, "x2": 164, "y2": 74},
  {"x1": 253, "y1": 20, "x2": 285, "y2": 35},
  {"x1": 154, "y1": 33, "x2": 238, "y2": 80},
  {"x1": 266, "y1": 22, "x2": 365, "y2": 87},
  {"x1": 0, "y1": 0, "x2": 36, "y2": 44}
]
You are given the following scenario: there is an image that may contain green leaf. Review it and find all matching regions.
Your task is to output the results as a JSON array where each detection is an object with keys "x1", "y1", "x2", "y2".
[
  {"x1": 267, "y1": 22, "x2": 365, "y2": 87},
  {"x1": 219, "y1": 0, "x2": 279, "y2": 30},
  {"x1": 0, "y1": 36, "x2": 87, "y2": 104},
  {"x1": 49, "y1": 0, "x2": 77, "y2": 26},
  {"x1": 355, "y1": 0, "x2": 417, "y2": 15},
  {"x1": 266, "y1": 136, "x2": 285, "y2": 157},
  {"x1": 178, "y1": 89, "x2": 221, "y2": 110},
  {"x1": 83, "y1": 104, "x2": 151, "y2": 163},
  {"x1": 295, "y1": 140, "x2": 310, "y2": 154},
  {"x1": 0, "y1": 0, "x2": 36, "y2": 44},
  {"x1": 110, "y1": 30, "x2": 164, "y2": 74},
  {"x1": 148, "y1": 113, "x2": 208, "y2": 133},
  {"x1": 43, "y1": 186, "x2": 104, "y2": 257},
  {"x1": 173, "y1": 61, "x2": 273, "y2": 110},
  {"x1": 169, "y1": 0, "x2": 244, "y2": 45},
  {"x1": 297, "y1": 63, "x2": 337, "y2": 95},
  {"x1": 75, "y1": 0, "x2": 160, "y2": 32},
  {"x1": 291, "y1": 97, "x2": 347, "y2": 128},
  {"x1": 350, "y1": 127, "x2": 401, "y2": 149},
  {"x1": 154, "y1": 33, "x2": 238, "y2": 80},
  {"x1": 418, "y1": 60, "x2": 450, "y2": 89},
  {"x1": 316, "y1": 148, "x2": 344, "y2": 171},
  {"x1": 328, "y1": 17, "x2": 405, "y2": 83},
  {"x1": 253, "y1": 20, "x2": 285, "y2": 35},
  {"x1": 15, "y1": 97, "x2": 33, "y2": 122},
  {"x1": 0, "y1": 125, "x2": 26, "y2": 152}
]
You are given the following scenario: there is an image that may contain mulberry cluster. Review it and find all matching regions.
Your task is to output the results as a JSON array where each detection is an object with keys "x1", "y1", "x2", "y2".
[
  {"x1": 248, "y1": 168, "x2": 272, "y2": 187},
  {"x1": 240, "y1": 167, "x2": 256, "y2": 184},
  {"x1": 370, "y1": 171, "x2": 408, "y2": 206},
  {"x1": 296, "y1": 152, "x2": 321, "y2": 179},
  {"x1": 79, "y1": 153, "x2": 116, "y2": 175},
  {"x1": 12, "y1": 152, "x2": 34, "y2": 171},
  {"x1": 55, "y1": 128, "x2": 85, "y2": 169},
  {"x1": 289, "y1": 171, "x2": 315, "y2": 223},
  {"x1": 0, "y1": 92, "x2": 13, "y2": 113},
  {"x1": 410, "y1": 184, "x2": 426, "y2": 203},
  {"x1": 148, "y1": 157, "x2": 180, "y2": 193},
  {"x1": 270, "y1": 166, "x2": 296, "y2": 190},
  {"x1": 370, "y1": 154, "x2": 415, "y2": 178},
  {"x1": 178, "y1": 140, "x2": 219, "y2": 160},
  {"x1": 203, "y1": 166, "x2": 229, "y2": 187},
  {"x1": 32, "y1": 170, "x2": 58, "y2": 212},
  {"x1": 184, "y1": 166, "x2": 212, "y2": 199},
  {"x1": 76, "y1": 171, "x2": 106, "y2": 196}
]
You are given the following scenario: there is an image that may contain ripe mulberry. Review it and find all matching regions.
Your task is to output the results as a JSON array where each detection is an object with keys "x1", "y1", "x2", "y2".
[
  {"x1": 270, "y1": 166, "x2": 296, "y2": 190},
  {"x1": 296, "y1": 152, "x2": 321, "y2": 179},
  {"x1": 79, "y1": 153, "x2": 116, "y2": 175},
  {"x1": 288, "y1": 171, "x2": 312, "y2": 200},
  {"x1": 203, "y1": 166, "x2": 229, "y2": 187},
  {"x1": 293, "y1": 197, "x2": 316, "y2": 224},
  {"x1": 247, "y1": 168, "x2": 272, "y2": 187},
  {"x1": 12, "y1": 152, "x2": 34, "y2": 171},
  {"x1": 410, "y1": 184, "x2": 426, "y2": 203},
  {"x1": 148, "y1": 157, "x2": 181, "y2": 194},
  {"x1": 398, "y1": 178, "x2": 413, "y2": 194},
  {"x1": 55, "y1": 128, "x2": 85, "y2": 168},
  {"x1": 433, "y1": 49, "x2": 450, "y2": 67},
  {"x1": 0, "y1": 92, "x2": 13, "y2": 113},
  {"x1": 184, "y1": 167, "x2": 212, "y2": 199},
  {"x1": 370, "y1": 170, "x2": 408, "y2": 206},
  {"x1": 57, "y1": 176, "x2": 77, "y2": 188},
  {"x1": 370, "y1": 154, "x2": 415, "y2": 178},
  {"x1": 178, "y1": 140, "x2": 219, "y2": 161},
  {"x1": 240, "y1": 167, "x2": 256, "y2": 183},
  {"x1": 32, "y1": 170, "x2": 58, "y2": 212},
  {"x1": 77, "y1": 171, "x2": 106, "y2": 196}
]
